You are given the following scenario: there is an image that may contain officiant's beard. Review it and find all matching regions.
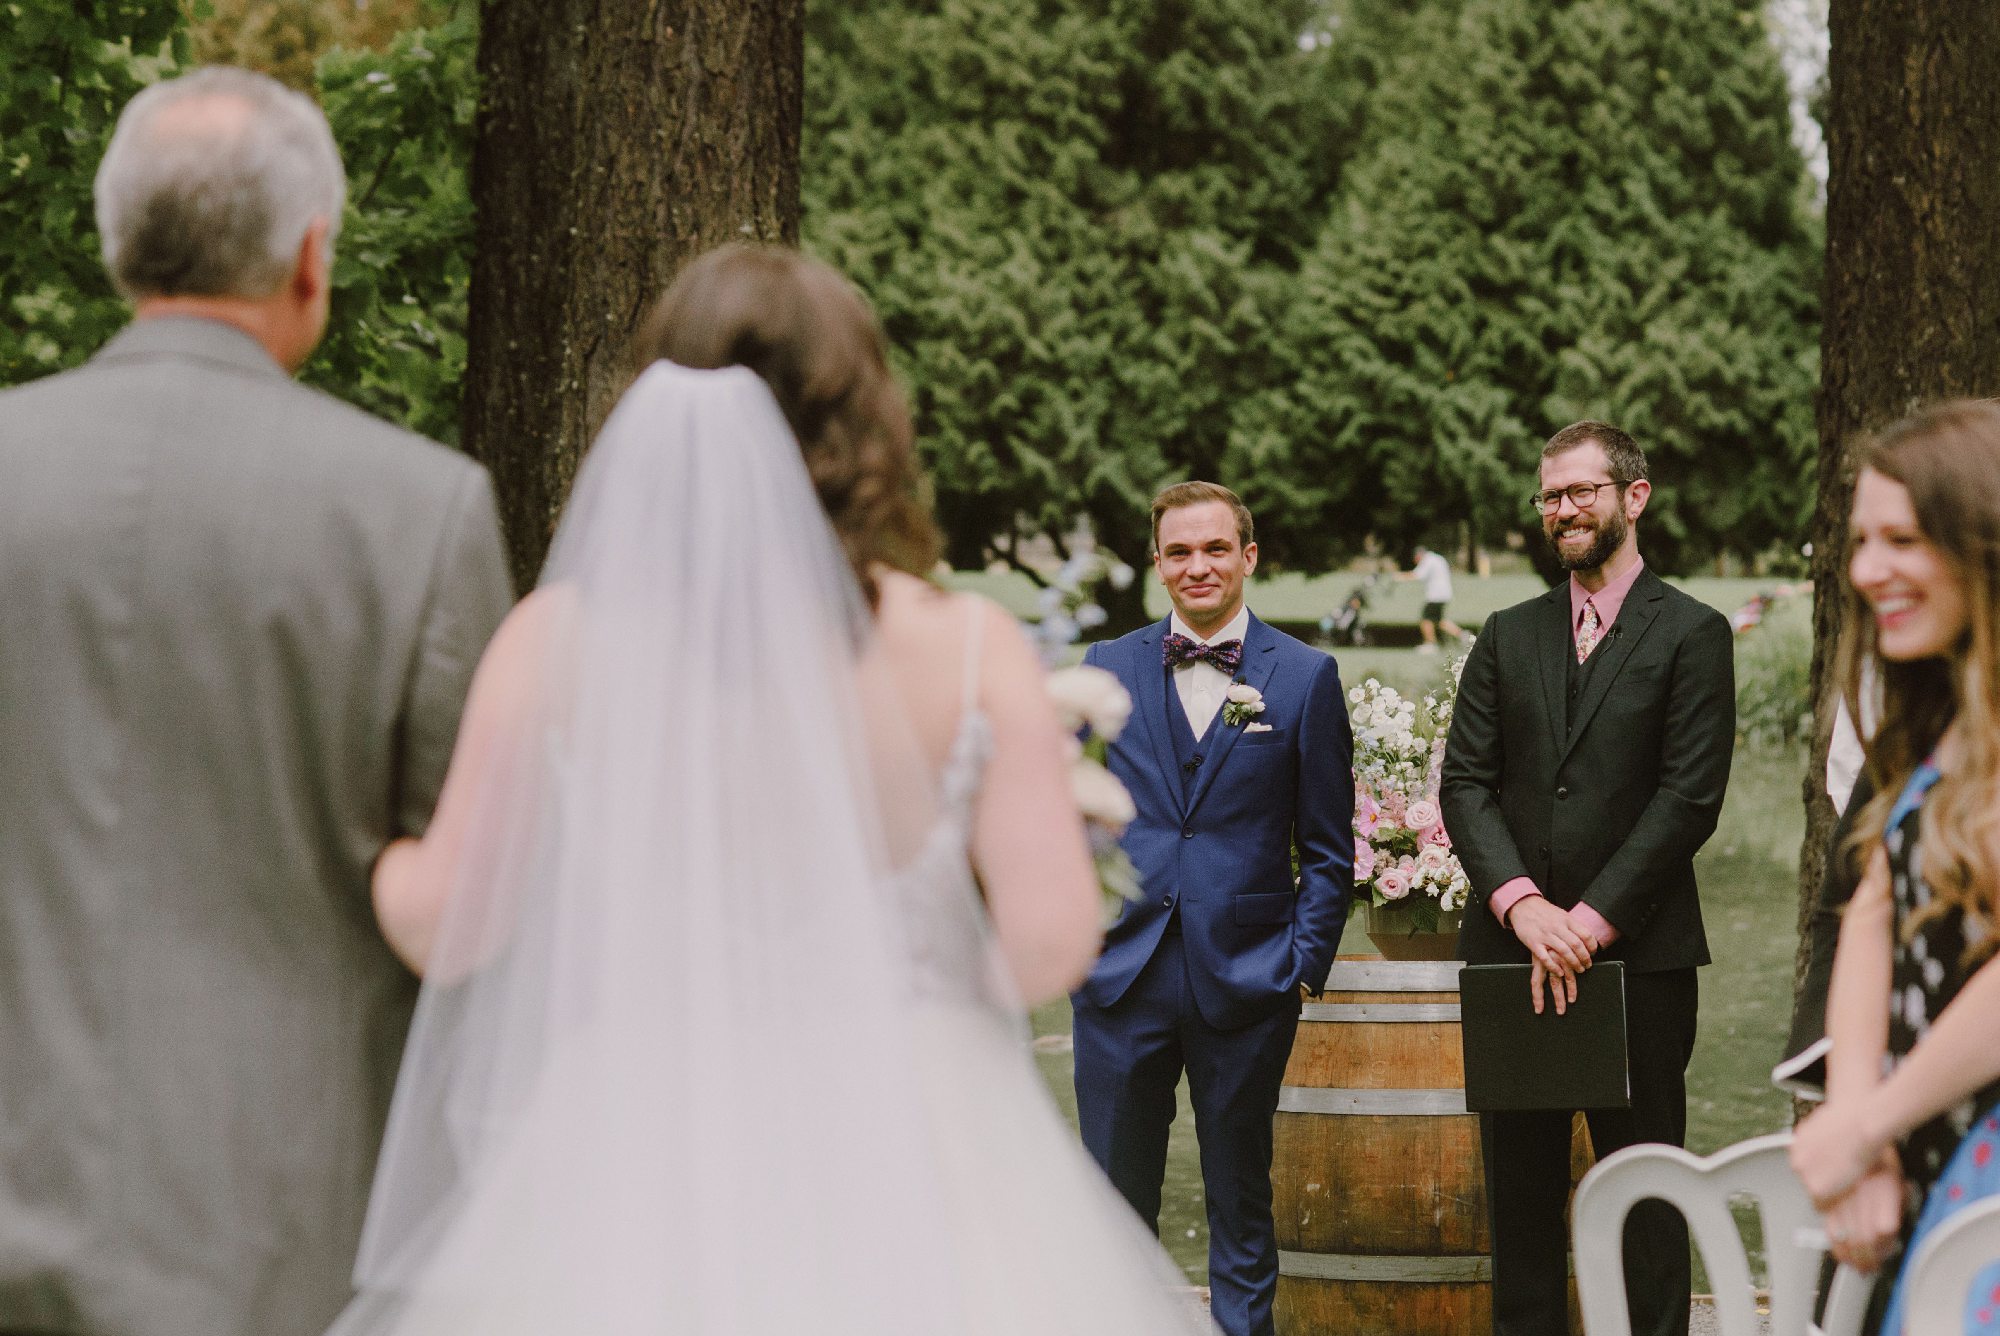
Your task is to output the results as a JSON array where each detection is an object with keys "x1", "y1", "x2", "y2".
[{"x1": 1547, "y1": 508, "x2": 1627, "y2": 572}]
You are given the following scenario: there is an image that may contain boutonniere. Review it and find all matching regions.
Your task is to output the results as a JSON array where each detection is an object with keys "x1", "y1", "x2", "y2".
[{"x1": 1222, "y1": 683, "x2": 1265, "y2": 728}]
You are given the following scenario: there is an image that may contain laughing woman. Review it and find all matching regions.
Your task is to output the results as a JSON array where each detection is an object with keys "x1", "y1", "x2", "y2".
[{"x1": 1790, "y1": 400, "x2": 2000, "y2": 1334}]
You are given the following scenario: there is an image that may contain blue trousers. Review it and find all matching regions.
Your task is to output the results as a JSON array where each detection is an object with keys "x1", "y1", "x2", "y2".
[{"x1": 1072, "y1": 931, "x2": 1300, "y2": 1336}]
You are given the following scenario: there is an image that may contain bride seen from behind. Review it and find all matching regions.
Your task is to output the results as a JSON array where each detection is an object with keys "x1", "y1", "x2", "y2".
[{"x1": 336, "y1": 245, "x2": 1217, "y2": 1334}]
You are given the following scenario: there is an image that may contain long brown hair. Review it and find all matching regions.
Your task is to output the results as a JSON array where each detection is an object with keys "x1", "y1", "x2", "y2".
[
  {"x1": 1840, "y1": 399, "x2": 2000, "y2": 966},
  {"x1": 635, "y1": 244, "x2": 942, "y2": 607}
]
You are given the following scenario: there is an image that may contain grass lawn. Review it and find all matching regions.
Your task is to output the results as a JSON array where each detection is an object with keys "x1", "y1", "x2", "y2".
[
  {"x1": 1029, "y1": 644, "x2": 1809, "y2": 1285},
  {"x1": 951, "y1": 567, "x2": 1792, "y2": 632}
]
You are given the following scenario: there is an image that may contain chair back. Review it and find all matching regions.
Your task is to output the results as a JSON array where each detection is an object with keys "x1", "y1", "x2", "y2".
[
  {"x1": 1571, "y1": 1133, "x2": 1869, "y2": 1336},
  {"x1": 1905, "y1": 1195, "x2": 2000, "y2": 1335}
]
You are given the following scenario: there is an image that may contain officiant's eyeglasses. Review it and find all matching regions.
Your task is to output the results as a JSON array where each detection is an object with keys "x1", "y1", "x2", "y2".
[{"x1": 1529, "y1": 479, "x2": 1630, "y2": 514}]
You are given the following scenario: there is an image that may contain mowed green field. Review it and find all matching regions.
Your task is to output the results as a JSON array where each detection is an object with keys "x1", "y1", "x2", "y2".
[
  {"x1": 948, "y1": 566, "x2": 1789, "y2": 631},
  {"x1": 1027, "y1": 644, "x2": 1809, "y2": 1285}
]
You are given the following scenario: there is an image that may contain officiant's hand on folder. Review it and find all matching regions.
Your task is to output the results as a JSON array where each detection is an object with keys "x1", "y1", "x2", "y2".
[{"x1": 1504, "y1": 895, "x2": 1601, "y2": 1014}]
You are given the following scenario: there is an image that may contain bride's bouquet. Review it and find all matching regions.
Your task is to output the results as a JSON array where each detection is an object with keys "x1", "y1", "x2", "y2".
[
  {"x1": 1350, "y1": 648, "x2": 1472, "y2": 931},
  {"x1": 1047, "y1": 666, "x2": 1143, "y2": 920}
]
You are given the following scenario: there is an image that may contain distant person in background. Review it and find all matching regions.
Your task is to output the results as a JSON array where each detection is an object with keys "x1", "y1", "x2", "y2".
[
  {"x1": 0, "y1": 68, "x2": 512, "y2": 1336},
  {"x1": 1400, "y1": 542, "x2": 1464, "y2": 653},
  {"x1": 1790, "y1": 400, "x2": 2000, "y2": 1334}
]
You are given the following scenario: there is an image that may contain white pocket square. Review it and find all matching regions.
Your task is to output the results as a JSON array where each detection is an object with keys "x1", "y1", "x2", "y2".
[{"x1": 1244, "y1": 722, "x2": 1274, "y2": 733}]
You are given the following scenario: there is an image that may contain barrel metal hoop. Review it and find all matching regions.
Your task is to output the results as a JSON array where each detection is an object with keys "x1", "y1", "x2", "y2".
[
  {"x1": 1299, "y1": 1003, "x2": 1461, "y2": 1023},
  {"x1": 1318, "y1": 960, "x2": 1462, "y2": 992},
  {"x1": 1277, "y1": 1086, "x2": 1467, "y2": 1116},
  {"x1": 1278, "y1": 1250, "x2": 1493, "y2": 1283}
]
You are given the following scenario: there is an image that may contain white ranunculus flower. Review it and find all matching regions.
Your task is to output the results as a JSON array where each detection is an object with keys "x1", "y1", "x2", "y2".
[
  {"x1": 1225, "y1": 683, "x2": 1262, "y2": 705},
  {"x1": 1047, "y1": 664, "x2": 1133, "y2": 740},
  {"x1": 1348, "y1": 685, "x2": 1365, "y2": 704},
  {"x1": 1071, "y1": 758, "x2": 1137, "y2": 828}
]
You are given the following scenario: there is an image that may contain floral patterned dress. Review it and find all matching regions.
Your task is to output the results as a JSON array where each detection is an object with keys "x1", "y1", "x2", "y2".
[{"x1": 1877, "y1": 760, "x2": 2000, "y2": 1334}]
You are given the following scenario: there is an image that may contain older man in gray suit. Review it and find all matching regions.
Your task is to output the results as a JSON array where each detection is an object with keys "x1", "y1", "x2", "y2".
[{"x1": 0, "y1": 69, "x2": 513, "y2": 1336}]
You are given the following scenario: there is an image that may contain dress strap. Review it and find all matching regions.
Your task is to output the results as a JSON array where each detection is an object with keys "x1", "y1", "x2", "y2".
[
  {"x1": 959, "y1": 594, "x2": 986, "y2": 715},
  {"x1": 1885, "y1": 754, "x2": 1944, "y2": 836}
]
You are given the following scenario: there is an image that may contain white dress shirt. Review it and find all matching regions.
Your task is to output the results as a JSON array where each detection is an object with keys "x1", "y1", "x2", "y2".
[{"x1": 1168, "y1": 606, "x2": 1250, "y2": 739}]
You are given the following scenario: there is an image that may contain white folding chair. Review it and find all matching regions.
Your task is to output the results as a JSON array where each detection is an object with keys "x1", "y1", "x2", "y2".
[
  {"x1": 1571, "y1": 1132, "x2": 1871, "y2": 1336},
  {"x1": 1905, "y1": 1195, "x2": 2000, "y2": 1335}
]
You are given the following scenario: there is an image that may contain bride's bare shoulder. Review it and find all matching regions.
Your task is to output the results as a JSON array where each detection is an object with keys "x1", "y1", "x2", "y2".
[{"x1": 874, "y1": 571, "x2": 1028, "y2": 655}]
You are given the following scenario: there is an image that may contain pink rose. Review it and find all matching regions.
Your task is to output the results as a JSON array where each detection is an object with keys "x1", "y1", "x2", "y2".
[
  {"x1": 1353, "y1": 841, "x2": 1376, "y2": 883},
  {"x1": 1375, "y1": 867, "x2": 1411, "y2": 901},
  {"x1": 1421, "y1": 821, "x2": 1452, "y2": 851},
  {"x1": 1404, "y1": 798, "x2": 1440, "y2": 832}
]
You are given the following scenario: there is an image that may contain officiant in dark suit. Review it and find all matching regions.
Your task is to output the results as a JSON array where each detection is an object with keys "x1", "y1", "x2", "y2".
[
  {"x1": 0, "y1": 69, "x2": 511, "y2": 1336},
  {"x1": 1441, "y1": 422, "x2": 1735, "y2": 1336},
  {"x1": 1074, "y1": 482, "x2": 1354, "y2": 1336}
]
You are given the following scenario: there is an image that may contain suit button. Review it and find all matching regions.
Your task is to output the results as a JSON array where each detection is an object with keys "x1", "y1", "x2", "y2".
[
  {"x1": 1181, "y1": 827, "x2": 1194, "y2": 839},
  {"x1": 1556, "y1": 787, "x2": 1569, "y2": 800},
  {"x1": 1161, "y1": 897, "x2": 1174, "y2": 908}
]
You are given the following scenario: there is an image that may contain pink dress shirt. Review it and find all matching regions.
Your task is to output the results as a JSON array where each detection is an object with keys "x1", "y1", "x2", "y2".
[{"x1": 1486, "y1": 559, "x2": 1649, "y2": 947}]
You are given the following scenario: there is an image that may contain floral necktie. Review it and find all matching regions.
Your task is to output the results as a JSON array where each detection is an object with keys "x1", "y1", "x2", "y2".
[{"x1": 1575, "y1": 599, "x2": 1601, "y2": 663}]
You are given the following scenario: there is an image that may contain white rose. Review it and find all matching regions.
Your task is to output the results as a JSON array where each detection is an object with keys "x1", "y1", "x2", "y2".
[
  {"x1": 1047, "y1": 665, "x2": 1133, "y2": 740},
  {"x1": 1226, "y1": 684, "x2": 1263, "y2": 705},
  {"x1": 1071, "y1": 758, "x2": 1137, "y2": 828},
  {"x1": 1348, "y1": 686, "x2": 1365, "y2": 705}
]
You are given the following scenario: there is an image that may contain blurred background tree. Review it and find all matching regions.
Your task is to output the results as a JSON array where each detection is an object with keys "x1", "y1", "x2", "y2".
[
  {"x1": 1234, "y1": 0, "x2": 1822, "y2": 578},
  {"x1": 3, "y1": 0, "x2": 1829, "y2": 594},
  {"x1": 0, "y1": 3, "x2": 186, "y2": 384}
]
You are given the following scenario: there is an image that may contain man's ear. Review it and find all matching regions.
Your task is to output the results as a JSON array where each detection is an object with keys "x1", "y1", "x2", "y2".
[
  {"x1": 292, "y1": 219, "x2": 331, "y2": 304},
  {"x1": 1625, "y1": 479, "x2": 1651, "y2": 520},
  {"x1": 1243, "y1": 541, "x2": 1259, "y2": 576}
]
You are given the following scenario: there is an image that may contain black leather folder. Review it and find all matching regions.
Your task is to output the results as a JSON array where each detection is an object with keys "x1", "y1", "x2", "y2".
[{"x1": 1458, "y1": 961, "x2": 1631, "y2": 1112}]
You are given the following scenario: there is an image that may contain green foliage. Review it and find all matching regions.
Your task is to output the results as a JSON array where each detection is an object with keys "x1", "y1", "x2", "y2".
[
  {"x1": 1734, "y1": 591, "x2": 1812, "y2": 746},
  {"x1": 1251, "y1": 0, "x2": 1821, "y2": 574},
  {"x1": 804, "y1": 0, "x2": 1345, "y2": 573},
  {"x1": 0, "y1": 1, "x2": 187, "y2": 384},
  {"x1": 303, "y1": 8, "x2": 477, "y2": 443}
]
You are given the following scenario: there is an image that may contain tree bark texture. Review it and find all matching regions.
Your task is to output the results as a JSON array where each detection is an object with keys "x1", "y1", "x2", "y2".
[
  {"x1": 1795, "y1": 1, "x2": 2000, "y2": 991},
  {"x1": 463, "y1": 0, "x2": 802, "y2": 590}
]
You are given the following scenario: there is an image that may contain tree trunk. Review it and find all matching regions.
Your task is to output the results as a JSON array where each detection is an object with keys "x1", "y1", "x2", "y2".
[
  {"x1": 1795, "y1": 0, "x2": 2000, "y2": 993},
  {"x1": 463, "y1": 0, "x2": 802, "y2": 590}
]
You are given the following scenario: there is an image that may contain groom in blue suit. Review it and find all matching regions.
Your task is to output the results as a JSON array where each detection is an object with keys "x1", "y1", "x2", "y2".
[{"x1": 1075, "y1": 482, "x2": 1354, "y2": 1336}]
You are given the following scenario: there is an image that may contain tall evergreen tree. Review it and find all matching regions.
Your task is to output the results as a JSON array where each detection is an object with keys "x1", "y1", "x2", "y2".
[
  {"x1": 805, "y1": 0, "x2": 1342, "y2": 590},
  {"x1": 1253, "y1": 0, "x2": 1821, "y2": 574}
]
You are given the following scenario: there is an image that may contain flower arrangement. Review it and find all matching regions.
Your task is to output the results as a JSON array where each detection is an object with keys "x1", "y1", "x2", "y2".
[
  {"x1": 1046, "y1": 664, "x2": 1143, "y2": 919},
  {"x1": 1350, "y1": 648, "x2": 1472, "y2": 932},
  {"x1": 1031, "y1": 550, "x2": 1137, "y2": 665}
]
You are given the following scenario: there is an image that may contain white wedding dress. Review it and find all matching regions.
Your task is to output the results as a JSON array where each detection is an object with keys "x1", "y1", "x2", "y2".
[{"x1": 328, "y1": 363, "x2": 1213, "y2": 1335}]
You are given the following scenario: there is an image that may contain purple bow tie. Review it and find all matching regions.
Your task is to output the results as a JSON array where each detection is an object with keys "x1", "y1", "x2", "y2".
[{"x1": 1163, "y1": 633, "x2": 1243, "y2": 675}]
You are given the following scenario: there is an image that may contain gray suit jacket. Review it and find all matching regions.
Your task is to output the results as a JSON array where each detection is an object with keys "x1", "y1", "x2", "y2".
[{"x1": 0, "y1": 318, "x2": 513, "y2": 1336}]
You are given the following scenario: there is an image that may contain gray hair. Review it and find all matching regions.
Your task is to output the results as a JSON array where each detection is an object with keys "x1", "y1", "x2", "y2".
[{"x1": 94, "y1": 67, "x2": 346, "y2": 301}]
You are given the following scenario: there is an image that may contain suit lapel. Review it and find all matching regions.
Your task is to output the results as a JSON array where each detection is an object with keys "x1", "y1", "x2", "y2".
[
  {"x1": 1537, "y1": 585, "x2": 1571, "y2": 756},
  {"x1": 1560, "y1": 570, "x2": 1666, "y2": 765},
  {"x1": 1132, "y1": 620, "x2": 1187, "y2": 818},
  {"x1": 1184, "y1": 613, "x2": 1280, "y2": 819}
]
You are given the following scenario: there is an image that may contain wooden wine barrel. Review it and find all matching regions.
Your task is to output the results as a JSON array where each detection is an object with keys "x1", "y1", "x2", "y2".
[{"x1": 1272, "y1": 956, "x2": 1591, "y2": 1335}]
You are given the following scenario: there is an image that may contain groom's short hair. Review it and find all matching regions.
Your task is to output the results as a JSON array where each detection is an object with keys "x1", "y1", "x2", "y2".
[{"x1": 1150, "y1": 481, "x2": 1254, "y2": 553}]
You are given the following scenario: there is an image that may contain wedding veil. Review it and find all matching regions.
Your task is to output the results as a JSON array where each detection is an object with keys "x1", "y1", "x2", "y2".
[{"x1": 334, "y1": 363, "x2": 973, "y2": 1333}]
